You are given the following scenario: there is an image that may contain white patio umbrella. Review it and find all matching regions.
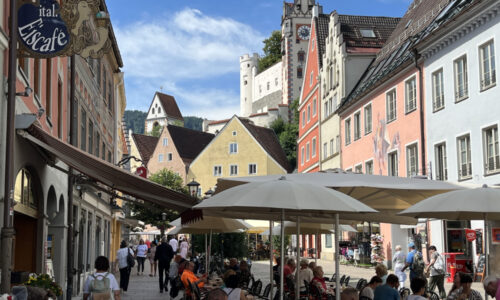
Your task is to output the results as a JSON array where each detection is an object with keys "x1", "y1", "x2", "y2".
[
  {"x1": 399, "y1": 185, "x2": 500, "y2": 299},
  {"x1": 262, "y1": 222, "x2": 357, "y2": 235},
  {"x1": 169, "y1": 217, "x2": 251, "y2": 272},
  {"x1": 193, "y1": 176, "x2": 378, "y2": 300}
]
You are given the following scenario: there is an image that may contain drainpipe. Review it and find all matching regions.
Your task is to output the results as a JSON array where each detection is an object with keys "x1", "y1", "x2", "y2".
[{"x1": 412, "y1": 49, "x2": 426, "y2": 176}]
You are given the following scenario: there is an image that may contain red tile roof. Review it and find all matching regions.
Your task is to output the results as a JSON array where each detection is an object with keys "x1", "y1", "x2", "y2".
[
  {"x1": 156, "y1": 92, "x2": 184, "y2": 121},
  {"x1": 167, "y1": 125, "x2": 214, "y2": 161},
  {"x1": 132, "y1": 133, "x2": 158, "y2": 165}
]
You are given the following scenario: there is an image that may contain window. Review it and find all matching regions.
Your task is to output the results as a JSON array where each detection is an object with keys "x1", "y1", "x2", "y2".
[
  {"x1": 364, "y1": 104, "x2": 372, "y2": 134},
  {"x1": 158, "y1": 154, "x2": 164, "y2": 162},
  {"x1": 46, "y1": 58, "x2": 52, "y2": 119},
  {"x1": 302, "y1": 111, "x2": 306, "y2": 128},
  {"x1": 95, "y1": 132, "x2": 100, "y2": 157},
  {"x1": 57, "y1": 77, "x2": 63, "y2": 138},
  {"x1": 365, "y1": 160, "x2": 373, "y2": 175},
  {"x1": 345, "y1": 118, "x2": 351, "y2": 145},
  {"x1": 298, "y1": 51, "x2": 305, "y2": 62},
  {"x1": 479, "y1": 40, "x2": 496, "y2": 90},
  {"x1": 355, "y1": 164, "x2": 362, "y2": 173},
  {"x1": 229, "y1": 143, "x2": 238, "y2": 154},
  {"x1": 388, "y1": 151, "x2": 398, "y2": 176},
  {"x1": 310, "y1": 71, "x2": 313, "y2": 87},
  {"x1": 386, "y1": 89, "x2": 396, "y2": 122},
  {"x1": 232, "y1": 131, "x2": 237, "y2": 136},
  {"x1": 152, "y1": 108, "x2": 155, "y2": 114},
  {"x1": 330, "y1": 139, "x2": 334, "y2": 156},
  {"x1": 406, "y1": 143, "x2": 418, "y2": 177},
  {"x1": 353, "y1": 112, "x2": 361, "y2": 140},
  {"x1": 360, "y1": 29, "x2": 376, "y2": 38},
  {"x1": 483, "y1": 126, "x2": 499, "y2": 174},
  {"x1": 323, "y1": 143, "x2": 328, "y2": 159},
  {"x1": 457, "y1": 135, "x2": 472, "y2": 180},
  {"x1": 80, "y1": 108, "x2": 86, "y2": 151},
  {"x1": 301, "y1": 147, "x2": 305, "y2": 165},
  {"x1": 213, "y1": 166, "x2": 222, "y2": 176},
  {"x1": 34, "y1": 59, "x2": 41, "y2": 99},
  {"x1": 297, "y1": 67, "x2": 303, "y2": 78},
  {"x1": 324, "y1": 102, "x2": 328, "y2": 118},
  {"x1": 275, "y1": 78, "x2": 278, "y2": 86},
  {"x1": 230, "y1": 165, "x2": 238, "y2": 176},
  {"x1": 163, "y1": 138, "x2": 168, "y2": 146},
  {"x1": 102, "y1": 143, "x2": 105, "y2": 160},
  {"x1": 454, "y1": 55, "x2": 468, "y2": 101},
  {"x1": 168, "y1": 153, "x2": 173, "y2": 161},
  {"x1": 325, "y1": 234, "x2": 332, "y2": 248},
  {"x1": 312, "y1": 98, "x2": 317, "y2": 116},
  {"x1": 19, "y1": 57, "x2": 29, "y2": 78},
  {"x1": 259, "y1": 85, "x2": 262, "y2": 94},
  {"x1": 432, "y1": 69, "x2": 444, "y2": 111},
  {"x1": 405, "y1": 76, "x2": 416, "y2": 113},
  {"x1": 88, "y1": 121, "x2": 93, "y2": 155},
  {"x1": 312, "y1": 138, "x2": 316, "y2": 157},
  {"x1": 267, "y1": 82, "x2": 270, "y2": 90},
  {"x1": 336, "y1": 135, "x2": 340, "y2": 153},
  {"x1": 306, "y1": 143, "x2": 310, "y2": 161},
  {"x1": 249, "y1": 164, "x2": 257, "y2": 175},
  {"x1": 108, "y1": 151, "x2": 112, "y2": 163},
  {"x1": 307, "y1": 105, "x2": 311, "y2": 122},
  {"x1": 158, "y1": 107, "x2": 161, "y2": 114},
  {"x1": 332, "y1": 95, "x2": 337, "y2": 112},
  {"x1": 435, "y1": 143, "x2": 448, "y2": 181},
  {"x1": 329, "y1": 67, "x2": 333, "y2": 89}
]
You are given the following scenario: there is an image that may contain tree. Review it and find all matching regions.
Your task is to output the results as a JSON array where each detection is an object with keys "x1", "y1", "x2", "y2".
[
  {"x1": 128, "y1": 169, "x2": 189, "y2": 235},
  {"x1": 270, "y1": 99, "x2": 299, "y2": 170},
  {"x1": 258, "y1": 30, "x2": 282, "y2": 72},
  {"x1": 184, "y1": 116, "x2": 203, "y2": 131},
  {"x1": 149, "y1": 123, "x2": 162, "y2": 137},
  {"x1": 124, "y1": 110, "x2": 147, "y2": 134}
]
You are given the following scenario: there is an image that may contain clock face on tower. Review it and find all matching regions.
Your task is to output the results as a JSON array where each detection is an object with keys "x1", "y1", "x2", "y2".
[{"x1": 297, "y1": 25, "x2": 310, "y2": 41}]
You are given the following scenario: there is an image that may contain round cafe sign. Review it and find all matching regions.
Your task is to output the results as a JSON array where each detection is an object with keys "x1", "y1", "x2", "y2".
[{"x1": 17, "y1": 0, "x2": 70, "y2": 57}]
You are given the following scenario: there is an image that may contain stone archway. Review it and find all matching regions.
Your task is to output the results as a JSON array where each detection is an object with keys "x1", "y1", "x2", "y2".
[{"x1": 47, "y1": 188, "x2": 66, "y2": 283}]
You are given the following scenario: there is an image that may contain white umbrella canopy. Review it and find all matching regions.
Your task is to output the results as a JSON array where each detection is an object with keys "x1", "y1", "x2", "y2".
[
  {"x1": 169, "y1": 216, "x2": 251, "y2": 233},
  {"x1": 261, "y1": 222, "x2": 357, "y2": 235}
]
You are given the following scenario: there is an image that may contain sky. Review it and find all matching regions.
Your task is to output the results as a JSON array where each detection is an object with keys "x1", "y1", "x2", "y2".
[{"x1": 107, "y1": 0, "x2": 411, "y2": 120}]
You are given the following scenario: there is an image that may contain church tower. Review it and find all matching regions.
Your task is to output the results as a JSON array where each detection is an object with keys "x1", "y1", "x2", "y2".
[
  {"x1": 281, "y1": 0, "x2": 321, "y2": 105},
  {"x1": 240, "y1": 53, "x2": 259, "y2": 117}
]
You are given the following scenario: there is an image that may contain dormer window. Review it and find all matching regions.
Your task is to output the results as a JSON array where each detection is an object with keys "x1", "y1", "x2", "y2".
[
  {"x1": 152, "y1": 108, "x2": 155, "y2": 114},
  {"x1": 360, "y1": 29, "x2": 376, "y2": 38}
]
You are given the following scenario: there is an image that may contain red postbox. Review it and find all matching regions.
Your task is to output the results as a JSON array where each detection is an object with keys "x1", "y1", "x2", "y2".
[{"x1": 442, "y1": 252, "x2": 464, "y2": 283}]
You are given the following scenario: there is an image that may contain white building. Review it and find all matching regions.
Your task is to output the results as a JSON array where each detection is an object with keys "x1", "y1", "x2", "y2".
[
  {"x1": 421, "y1": 0, "x2": 500, "y2": 270},
  {"x1": 144, "y1": 92, "x2": 184, "y2": 133}
]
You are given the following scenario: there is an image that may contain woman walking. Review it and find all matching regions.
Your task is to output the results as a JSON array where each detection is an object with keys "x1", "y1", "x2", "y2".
[
  {"x1": 116, "y1": 240, "x2": 134, "y2": 293},
  {"x1": 136, "y1": 239, "x2": 148, "y2": 275},
  {"x1": 393, "y1": 245, "x2": 407, "y2": 288},
  {"x1": 148, "y1": 241, "x2": 158, "y2": 277},
  {"x1": 179, "y1": 238, "x2": 189, "y2": 259}
]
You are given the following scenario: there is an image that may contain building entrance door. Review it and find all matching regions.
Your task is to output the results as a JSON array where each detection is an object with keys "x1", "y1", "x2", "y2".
[{"x1": 13, "y1": 212, "x2": 38, "y2": 272}]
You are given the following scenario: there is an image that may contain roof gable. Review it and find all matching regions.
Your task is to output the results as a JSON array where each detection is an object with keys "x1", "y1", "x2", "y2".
[
  {"x1": 131, "y1": 133, "x2": 159, "y2": 165},
  {"x1": 337, "y1": 14, "x2": 400, "y2": 50},
  {"x1": 150, "y1": 92, "x2": 184, "y2": 121},
  {"x1": 316, "y1": 14, "x2": 330, "y2": 68},
  {"x1": 167, "y1": 125, "x2": 215, "y2": 161}
]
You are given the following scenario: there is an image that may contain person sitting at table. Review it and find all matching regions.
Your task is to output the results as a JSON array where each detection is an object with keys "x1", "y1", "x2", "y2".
[
  {"x1": 223, "y1": 274, "x2": 246, "y2": 300},
  {"x1": 375, "y1": 264, "x2": 388, "y2": 284},
  {"x1": 308, "y1": 261, "x2": 316, "y2": 271},
  {"x1": 181, "y1": 261, "x2": 207, "y2": 297},
  {"x1": 226, "y1": 258, "x2": 239, "y2": 272},
  {"x1": 207, "y1": 288, "x2": 229, "y2": 300},
  {"x1": 373, "y1": 274, "x2": 399, "y2": 300},
  {"x1": 284, "y1": 258, "x2": 296, "y2": 280},
  {"x1": 311, "y1": 266, "x2": 334, "y2": 299},
  {"x1": 407, "y1": 277, "x2": 427, "y2": 300},
  {"x1": 298, "y1": 259, "x2": 313, "y2": 292},
  {"x1": 341, "y1": 287, "x2": 359, "y2": 300},
  {"x1": 447, "y1": 273, "x2": 482, "y2": 300},
  {"x1": 359, "y1": 276, "x2": 382, "y2": 300},
  {"x1": 484, "y1": 275, "x2": 500, "y2": 299},
  {"x1": 237, "y1": 260, "x2": 252, "y2": 288}
]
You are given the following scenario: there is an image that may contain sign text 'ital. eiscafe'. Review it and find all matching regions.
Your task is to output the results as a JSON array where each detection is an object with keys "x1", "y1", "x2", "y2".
[{"x1": 18, "y1": 0, "x2": 70, "y2": 57}]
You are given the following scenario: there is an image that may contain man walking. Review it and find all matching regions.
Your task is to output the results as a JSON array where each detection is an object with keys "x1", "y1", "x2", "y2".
[
  {"x1": 425, "y1": 245, "x2": 446, "y2": 298},
  {"x1": 155, "y1": 236, "x2": 174, "y2": 293},
  {"x1": 402, "y1": 242, "x2": 424, "y2": 281}
]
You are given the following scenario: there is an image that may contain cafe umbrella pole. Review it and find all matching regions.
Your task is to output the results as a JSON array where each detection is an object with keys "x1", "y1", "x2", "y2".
[{"x1": 269, "y1": 220, "x2": 273, "y2": 300}]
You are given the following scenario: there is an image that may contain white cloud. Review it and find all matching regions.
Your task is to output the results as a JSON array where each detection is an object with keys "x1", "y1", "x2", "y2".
[{"x1": 115, "y1": 7, "x2": 264, "y2": 120}]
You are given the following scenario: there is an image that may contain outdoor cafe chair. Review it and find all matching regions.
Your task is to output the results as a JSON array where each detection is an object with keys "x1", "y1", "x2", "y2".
[
  {"x1": 251, "y1": 279, "x2": 263, "y2": 296},
  {"x1": 339, "y1": 275, "x2": 346, "y2": 286},
  {"x1": 399, "y1": 287, "x2": 411, "y2": 300},
  {"x1": 259, "y1": 283, "x2": 272, "y2": 299},
  {"x1": 299, "y1": 280, "x2": 310, "y2": 300},
  {"x1": 355, "y1": 278, "x2": 367, "y2": 291},
  {"x1": 329, "y1": 273, "x2": 337, "y2": 282},
  {"x1": 344, "y1": 276, "x2": 350, "y2": 287}
]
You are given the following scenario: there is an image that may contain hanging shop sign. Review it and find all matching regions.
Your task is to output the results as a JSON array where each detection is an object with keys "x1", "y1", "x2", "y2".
[
  {"x1": 17, "y1": 0, "x2": 111, "y2": 58},
  {"x1": 465, "y1": 229, "x2": 476, "y2": 242}
]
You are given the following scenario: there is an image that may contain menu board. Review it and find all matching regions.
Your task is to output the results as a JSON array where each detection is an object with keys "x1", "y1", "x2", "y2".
[{"x1": 492, "y1": 228, "x2": 500, "y2": 244}]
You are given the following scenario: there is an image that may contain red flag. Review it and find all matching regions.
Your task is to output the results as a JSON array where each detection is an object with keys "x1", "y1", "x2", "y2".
[{"x1": 465, "y1": 229, "x2": 476, "y2": 242}]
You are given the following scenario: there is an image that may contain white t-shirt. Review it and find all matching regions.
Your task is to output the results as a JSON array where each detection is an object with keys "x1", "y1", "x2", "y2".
[
  {"x1": 136, "y1": 244, "x2": 148, "y2": 257},
  {"x1": 360, "y1": 286, "x2": 374, "y2": 299},
  {"x1": 407, "y1": 295, "x2": 426, "y2": 300},
  {"x1": 299, "y1": 268, "x2": 313, "y2": 288},
  {"x1": 116, "y1": 247, "x2": 134, "y2": 269},
  {"x1": 83, "y1": 272, "x2": 120, "y2": 294},
  {"x1": 169, "y1": 239, "x2": 178, "y2": 252},
  {"x1": 223, "y1": 287, "x2": 243, "y2": 300}
]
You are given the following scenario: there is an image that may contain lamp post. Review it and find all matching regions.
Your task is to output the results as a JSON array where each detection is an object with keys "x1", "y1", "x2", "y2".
[{"x1": 187, "y1": 179, "x2": 200, "y2": 198}]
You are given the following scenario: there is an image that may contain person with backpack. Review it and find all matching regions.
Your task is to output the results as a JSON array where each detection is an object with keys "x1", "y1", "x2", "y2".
[
  {"x1": 402, "y1": 242, "x2": 425, "y2": 281},
  {"x1": 115, "y1": 240, "x2": 134, "y2": 293},
  {"x1": 83, "y1": 256, "x2": 120, "y2": 300},
  {"x1": 425, "y1": 245, "x2": 447, "y2": 299}
]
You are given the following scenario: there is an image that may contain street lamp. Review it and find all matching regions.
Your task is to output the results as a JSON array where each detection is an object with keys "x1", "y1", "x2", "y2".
[
  {"x1": 204, "y1": 188, "x2": 214, "y2": 198},
  {"x1": 187, "y1": 179, "x2": 200, "y2": 198},
  {"x1": 161, "y1": 212, "x2": 167, "y2": 221}
]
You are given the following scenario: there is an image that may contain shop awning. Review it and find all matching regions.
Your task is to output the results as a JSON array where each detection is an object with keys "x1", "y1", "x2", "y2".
[{"x1": 18, "y1": 124, "x2": 197, "y2": 212}]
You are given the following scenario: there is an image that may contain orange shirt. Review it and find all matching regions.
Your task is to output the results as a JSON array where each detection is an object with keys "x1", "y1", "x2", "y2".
[{"x1": 181, "y1": 270, "x2": 204, "y2": 295}]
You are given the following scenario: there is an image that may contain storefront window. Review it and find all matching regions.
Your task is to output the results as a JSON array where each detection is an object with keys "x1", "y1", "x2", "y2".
[
  {"x1": 86, "y1": 212, "x2": 93, "y2": 270},
  {"x1": 96, "y1": 216, "x2": 102, "y2": 258},
  {"x1": 14, "y1": 168, "x2": 37, "y2": 209}
]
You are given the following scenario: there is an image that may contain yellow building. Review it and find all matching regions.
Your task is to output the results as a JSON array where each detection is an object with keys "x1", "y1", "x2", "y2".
[{"x1": 188, "y1": 116, "x2": 292, "y2": 193}]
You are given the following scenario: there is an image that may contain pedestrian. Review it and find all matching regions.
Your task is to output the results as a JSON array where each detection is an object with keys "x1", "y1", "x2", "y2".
[
  {"x1": 425, "y1": 245, "x2": 446, "y2": 298},
  {"x1": 402, "y1": 242, "x2": 425, "y2": 281},
  {"x1": 179, "y1": 237, "x2": 189, "y2": 259},
  {"x1": 148, "y1": 241, "x2": 157, "y2": 277},
  {"x1": 169, "y1": 235, "x2": 179, "y2": 253},
  {"x1": 373, "y1": 274, "x2": 400, "y2": 300},
  {"x1": 447, "y1": 273, "x2": 482, "y2": 300},
  {"x1": 407, "y1": 277, "x2": 427, "y2": 300},
  {"x1": 484, "y1": 275, "x2": 500, "y2": 299},
  {"x1": 154, "y1": 236, "x2": 174, "y2": 293},
  {"x1": 115, "y1": 240, "x2": 134, "y2": 293},
  {"x1": 375, "y1": 264, "x2": 388, "y2": 284},
  {"x1": 393, "y1": 245, "x2": 407, "y2": 288},
  {"x1": 169, "y1": 255, "x2": 183, "y2": 298},
  {"x1": 136, "y1": 239, "x2": 148, "y2": 275},
  {"x1": 83, "y1": 256, "x2": 121, "y2": 300},
  {"x1": 359, "y1": 276, "x2": 382, "y2": 300}
]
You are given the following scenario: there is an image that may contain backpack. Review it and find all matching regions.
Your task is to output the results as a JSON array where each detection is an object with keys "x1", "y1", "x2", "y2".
[
  {"x1": 90, "y1": 273, "x2": 111, "y2": 300},
  {"x1": 432, "y1": 253, "x2": 446, "y2": 275},
  {"x1": 411, "y1": 251, "x2": 425, "y2": 276},
  {"x1": 127, "y1": 249, "x2": 135, "y2": 268}
]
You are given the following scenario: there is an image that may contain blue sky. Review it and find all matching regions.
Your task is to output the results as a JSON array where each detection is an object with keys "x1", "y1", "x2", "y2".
[{"x1": 107, "y1": 0, "x2": 411, "y2": 120}]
